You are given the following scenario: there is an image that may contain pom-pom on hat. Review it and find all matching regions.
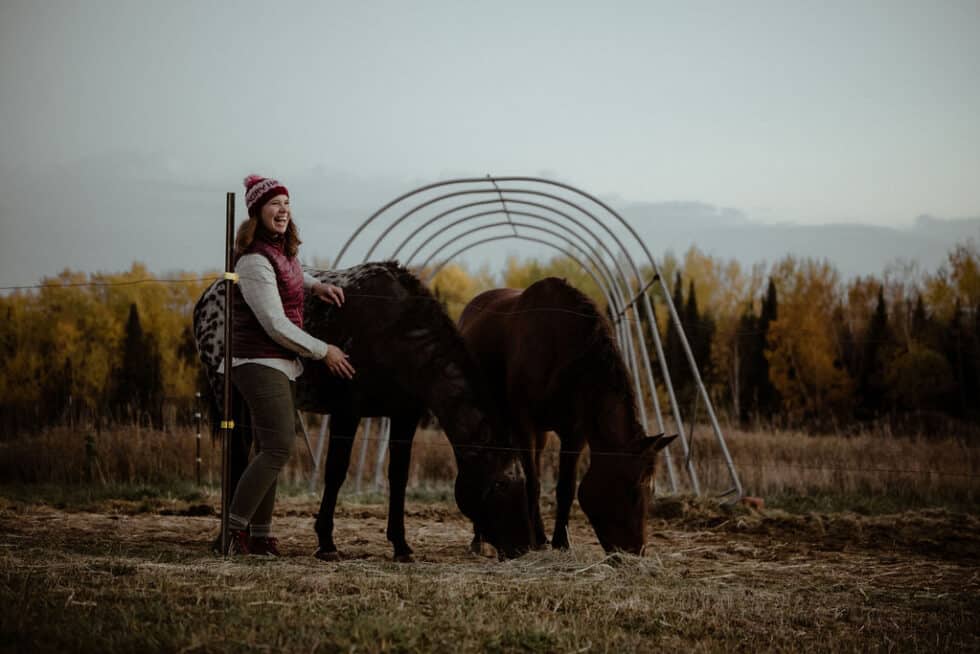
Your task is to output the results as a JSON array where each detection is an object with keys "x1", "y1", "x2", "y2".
[{"x1": 244, "y1": 174, "x2": 289, "y2": 215}]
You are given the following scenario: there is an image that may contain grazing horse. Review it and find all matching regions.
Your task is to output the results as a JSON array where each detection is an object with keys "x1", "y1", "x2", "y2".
[
  {"x1": 458, "y1": 277, "x2": 676, "y2": 554},
  {"x1": 194, "y1": 261, "x2": 533, "y2": 560}
]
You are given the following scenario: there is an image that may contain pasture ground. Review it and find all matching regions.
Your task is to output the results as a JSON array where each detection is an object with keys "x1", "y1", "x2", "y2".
[{"x1": 1, "y1": 487, "x2": 978, "y2": 653}]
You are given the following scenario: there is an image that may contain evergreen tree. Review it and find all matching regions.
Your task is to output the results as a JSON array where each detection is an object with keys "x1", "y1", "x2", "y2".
[
  {"x1": 858, "y1": 286, "x2": 891, "y2": 416},
  {"x1": 756, "y1": 278, "x2": 779, "y2": 418},
  {"x1": 911, "y1": 294, "x2": 928, "y2": 343},
  {"x1": 735, "y1": 305, "x2": 758, "y2": 422},
  {"x1": 683, "y1": 280, "x2": 713, "y2": 395},
  {"x1": 113, "y1": 304, "x2": 163, "y2": 423},
  {"x1": 943, "y1": 300, "x2": 980, "y2": 419},
  {"x1": 974, "y1": 303, "x2": 980, "y2": 420}
]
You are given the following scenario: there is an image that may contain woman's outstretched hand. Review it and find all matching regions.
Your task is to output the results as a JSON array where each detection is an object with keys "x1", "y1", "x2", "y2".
[
  {"x1": 312, "y1": 282, "x2": 345, "y2": 306},
  {"x1": 324, "y1": 346, "x2": 355, "y2": 379}
]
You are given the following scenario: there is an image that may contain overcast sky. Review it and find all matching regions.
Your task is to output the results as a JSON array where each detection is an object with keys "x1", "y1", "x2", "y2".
[{"x1": 1, "y1": 0, "x2": 978, "y2": 287}]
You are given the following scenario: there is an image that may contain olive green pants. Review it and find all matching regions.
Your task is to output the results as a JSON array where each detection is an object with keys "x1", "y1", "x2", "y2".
[{"x1": 227, "y1": 364, "x2": 298, "y2": 534}]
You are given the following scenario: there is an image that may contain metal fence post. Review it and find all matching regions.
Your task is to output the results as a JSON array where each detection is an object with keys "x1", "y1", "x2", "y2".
[
  {"x1": 220, "y1": 192, "x2": 235, "y2": 555},
  {"x1": 194, "y1": 391, "x2": 202, "y2": 486}
]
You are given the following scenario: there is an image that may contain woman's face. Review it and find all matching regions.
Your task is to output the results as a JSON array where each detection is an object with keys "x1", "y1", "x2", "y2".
[{"x1": 259, "y1": 194, "x2": 290, "y2": 235}]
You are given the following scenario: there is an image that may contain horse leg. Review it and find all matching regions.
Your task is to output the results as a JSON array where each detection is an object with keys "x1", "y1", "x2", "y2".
[
  {"x1": 533, "y1": 431, "x2": 550, "y2": 548},
  {"x1": 469, "y1": 524, "x2": 484, "y2": 555},
  {"x1": 385, "y1": 412, "x2": 419, "y2": 562},
  {"x1": 521, "y1": 432, "x2": 548, "y2": 549},
  {"x1": 551, "y1": 442, "x2": 582, "y2": 550},
  {"x1": 313, "y1": 412, "x2": 359, "y2": 562}
]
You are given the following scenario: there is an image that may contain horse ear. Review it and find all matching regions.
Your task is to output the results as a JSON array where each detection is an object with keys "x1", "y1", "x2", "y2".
[
  {"x1": 633, "y1": 434, "x2": 677, "y2": 464},
  {"x1": 650, "y1": 434, "x2": 678, "y2": 452}
]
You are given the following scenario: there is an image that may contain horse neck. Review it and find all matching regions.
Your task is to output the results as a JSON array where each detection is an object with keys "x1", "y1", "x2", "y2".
[
  {"x1": 570, "y1": 364, "x2": 642, "y2": 453},
  {"x1": 418, "y1": 355, "x2": 498, "y2": 449},
  {"x1": 382, "y1": 313, "x2": 498, "y2": 449}
]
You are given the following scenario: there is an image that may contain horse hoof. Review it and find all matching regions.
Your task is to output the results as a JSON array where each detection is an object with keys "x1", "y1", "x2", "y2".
[
  {"x1": 313, "y1": 548, "x2": 341, "y2": 562},
  {"x1": 393, "y1": 553, "x2": 415, "y2": 563}
]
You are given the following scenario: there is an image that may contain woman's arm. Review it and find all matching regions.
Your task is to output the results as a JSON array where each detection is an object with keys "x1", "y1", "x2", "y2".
[
  {"x1": 304, "y1": 270, "x2": 345, "y2": 306},
  {"x1": 237, "y1": 254, "x2": 329, "y2": 359}
]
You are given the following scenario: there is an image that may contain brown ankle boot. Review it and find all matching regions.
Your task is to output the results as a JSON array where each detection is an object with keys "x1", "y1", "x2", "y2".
[{"x1": 249, "y1": 536, "x2": 281, "y2": 557}]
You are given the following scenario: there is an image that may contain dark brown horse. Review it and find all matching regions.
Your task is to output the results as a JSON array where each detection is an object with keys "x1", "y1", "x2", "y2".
[
  {"x1": 458, "y1": 277, "x2": 675, "y2": 554},
  {"x1": 194, "y1": 261, "x2": 533, "y2": 560}
]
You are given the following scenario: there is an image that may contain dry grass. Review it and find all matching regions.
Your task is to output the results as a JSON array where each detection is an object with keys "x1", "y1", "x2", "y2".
[
  {"x1": 1, "y1": 494, "x2": 978, "y2": 653},
  {"x1": 680, "y1": 426, "x2": 980, "y2": 510},
  {"x1": 1, "y1": 422, "x2": 977, "y2": 515},
  {"x1": 1, "y1": 418, "x2": 978, "y2": 652},
  {"x1": 0, "y1": 422, "x2": 457, "y2": 489}
]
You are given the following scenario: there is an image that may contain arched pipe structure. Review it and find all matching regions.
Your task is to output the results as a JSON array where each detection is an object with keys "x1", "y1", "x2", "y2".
[
  {"x1": 335, "y1": 177, "x2": 741, "y2": 499},
  {"x1": 397, "y1": 199, "x2": 648, "y2": 367},
  {"x1": 406, "y1": 212, "x2": 680, "y2": 488},
  {"x1": 417, "y1": 218, "x2": 632, "y2": 352},
  {"x1": 350, "y1": 186, "x2": 709, "y2": 494},
  {"x1": 414, "y1": 220, "x2": 680, "y2": 491},
  {"x1": 408, "y1": 209, "x2": 639, "y2": 372},
  {"x1": 353, "y1": 186, "x2": 706, "y2": 495},
  {"x1": 398, "y1": 204, "x2": 675, "y2": 453},
  {"x1": 349, "y1": 185, "x2": 710, "y2": 495},
  {"x1": 401, "y1": 207, "x2": 635, "y2": 352}
]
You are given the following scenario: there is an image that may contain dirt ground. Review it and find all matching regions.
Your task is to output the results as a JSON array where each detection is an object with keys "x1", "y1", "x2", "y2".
[
  {"x1": 1, "y1": 494, "x2": 978, "y2": 652},
  {"x1": 3, "y1": 493, "x2": 977, "y2": 565}
]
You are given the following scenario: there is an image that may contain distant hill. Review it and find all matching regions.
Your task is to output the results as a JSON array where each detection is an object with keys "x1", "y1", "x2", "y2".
[
  {"x1": 621, "y1": 202, "x2": 980, "y2": 278},
  {"x1": 1, "y1": 160, "x2": 977, "y2": 287}
]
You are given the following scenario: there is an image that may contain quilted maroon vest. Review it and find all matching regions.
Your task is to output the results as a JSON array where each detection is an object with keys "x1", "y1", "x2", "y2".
[{"x1": 232, "y1": 232, "x2": 306, "y2": 360}]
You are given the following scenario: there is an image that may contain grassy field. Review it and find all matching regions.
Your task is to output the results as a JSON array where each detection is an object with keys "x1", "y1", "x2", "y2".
[
  {"x1": 1, "y1": 422, "x2": 978, "y2": 506},
  {"x1": 1, "y1": 425, "x2": 978, "y2": 652},
  {"x1": 1, "y1": 488, "x2": 978, "y2": 653}
]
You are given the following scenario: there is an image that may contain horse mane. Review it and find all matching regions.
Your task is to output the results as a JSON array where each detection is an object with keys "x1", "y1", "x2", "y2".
[
  {"x1": 377, "y1": 261, "x2": 508, "y2": 443},
  {"x1": 541, "y1": 278, "x2": 641, "y2": 421}
]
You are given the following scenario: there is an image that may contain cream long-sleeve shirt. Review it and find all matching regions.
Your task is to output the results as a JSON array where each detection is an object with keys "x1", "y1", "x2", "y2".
[{"x1": 217, "y1": 254, "x2": 329, "y2": 381}]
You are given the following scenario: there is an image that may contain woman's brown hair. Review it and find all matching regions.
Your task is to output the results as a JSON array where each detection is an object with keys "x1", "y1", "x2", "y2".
[{"x1": 234, "y1": 208, "x2": 302, "y2": 259}]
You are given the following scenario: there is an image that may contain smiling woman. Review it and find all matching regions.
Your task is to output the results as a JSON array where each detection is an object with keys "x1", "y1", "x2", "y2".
[{"x1": 219, "y1": 174, "x2": 354, "y2": 556}]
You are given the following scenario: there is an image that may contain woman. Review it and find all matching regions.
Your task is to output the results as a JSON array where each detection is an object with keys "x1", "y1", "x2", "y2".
[{"x1": 221, "y1": 174, "x2": 355, "y2": 555}]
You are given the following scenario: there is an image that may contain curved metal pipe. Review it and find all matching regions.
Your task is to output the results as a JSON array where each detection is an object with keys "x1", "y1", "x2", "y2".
[
  {"x1": 370, "y1": 185, "x2": 691, "y2": 489},
  {"x1": 348, "y1": 183, "x2": 701, "y2": 493},
  {"x1": 420, "y1": 221, "x2": 628, "y2": 338},
  {"x1": 337, "y1": 176, "x2": 740, "y2": 497},
  {"x1": 389, "y1": 198, "x2": 668, "y2": 435},
  {"x1": 418, "y1": 223, "x2": 678, "y2": 491},
  {"x1": 429, "y1": 234, "x2": 609, "y2": 314},
  {"x1": 414, "y1": 214, "x2": 645, "y2": 402},
  {"x1": 394, "y1": 201, "x2": 638, "y2": 367},
  {"x1": 497, "y1": 177, "x2": 742, "y2": 498}
]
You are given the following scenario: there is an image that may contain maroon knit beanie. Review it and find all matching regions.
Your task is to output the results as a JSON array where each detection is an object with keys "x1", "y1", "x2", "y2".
[{"x1": 244, "y1": 174, "x2": 289, "y2": 216}]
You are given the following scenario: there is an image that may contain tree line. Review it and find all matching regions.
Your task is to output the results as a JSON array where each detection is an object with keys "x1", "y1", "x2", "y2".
[
  {"x1": 430, "y1": 242, "x2": 980, "y2": 432},
  {"x1": 1, "y1": 243, "x2": 977, "y2": 437},
  {"x1": 0, "y1": 264, "x2": 213, "y2": 436}
]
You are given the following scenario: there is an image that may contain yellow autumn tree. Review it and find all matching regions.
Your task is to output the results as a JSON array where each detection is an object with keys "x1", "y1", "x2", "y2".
[
  {"x1": 925, "y1": 241, "x2": 980, "y2": 321},
  {"x1": 766, "y1": 256, "x2": 853, "y2": 424}
]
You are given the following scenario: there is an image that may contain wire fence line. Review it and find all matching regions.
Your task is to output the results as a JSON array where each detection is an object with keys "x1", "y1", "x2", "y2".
[
  {"x1": 12, "y1": 415, "x2": 972, "y2": 482},
  {"x1": 5, "y1": 273, "x2": 978, "y2": 487}
]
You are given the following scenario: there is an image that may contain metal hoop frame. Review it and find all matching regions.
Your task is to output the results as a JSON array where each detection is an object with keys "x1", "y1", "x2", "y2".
[{"x1": 333, "y1": 176, "x2": 741, "y2": 498}]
